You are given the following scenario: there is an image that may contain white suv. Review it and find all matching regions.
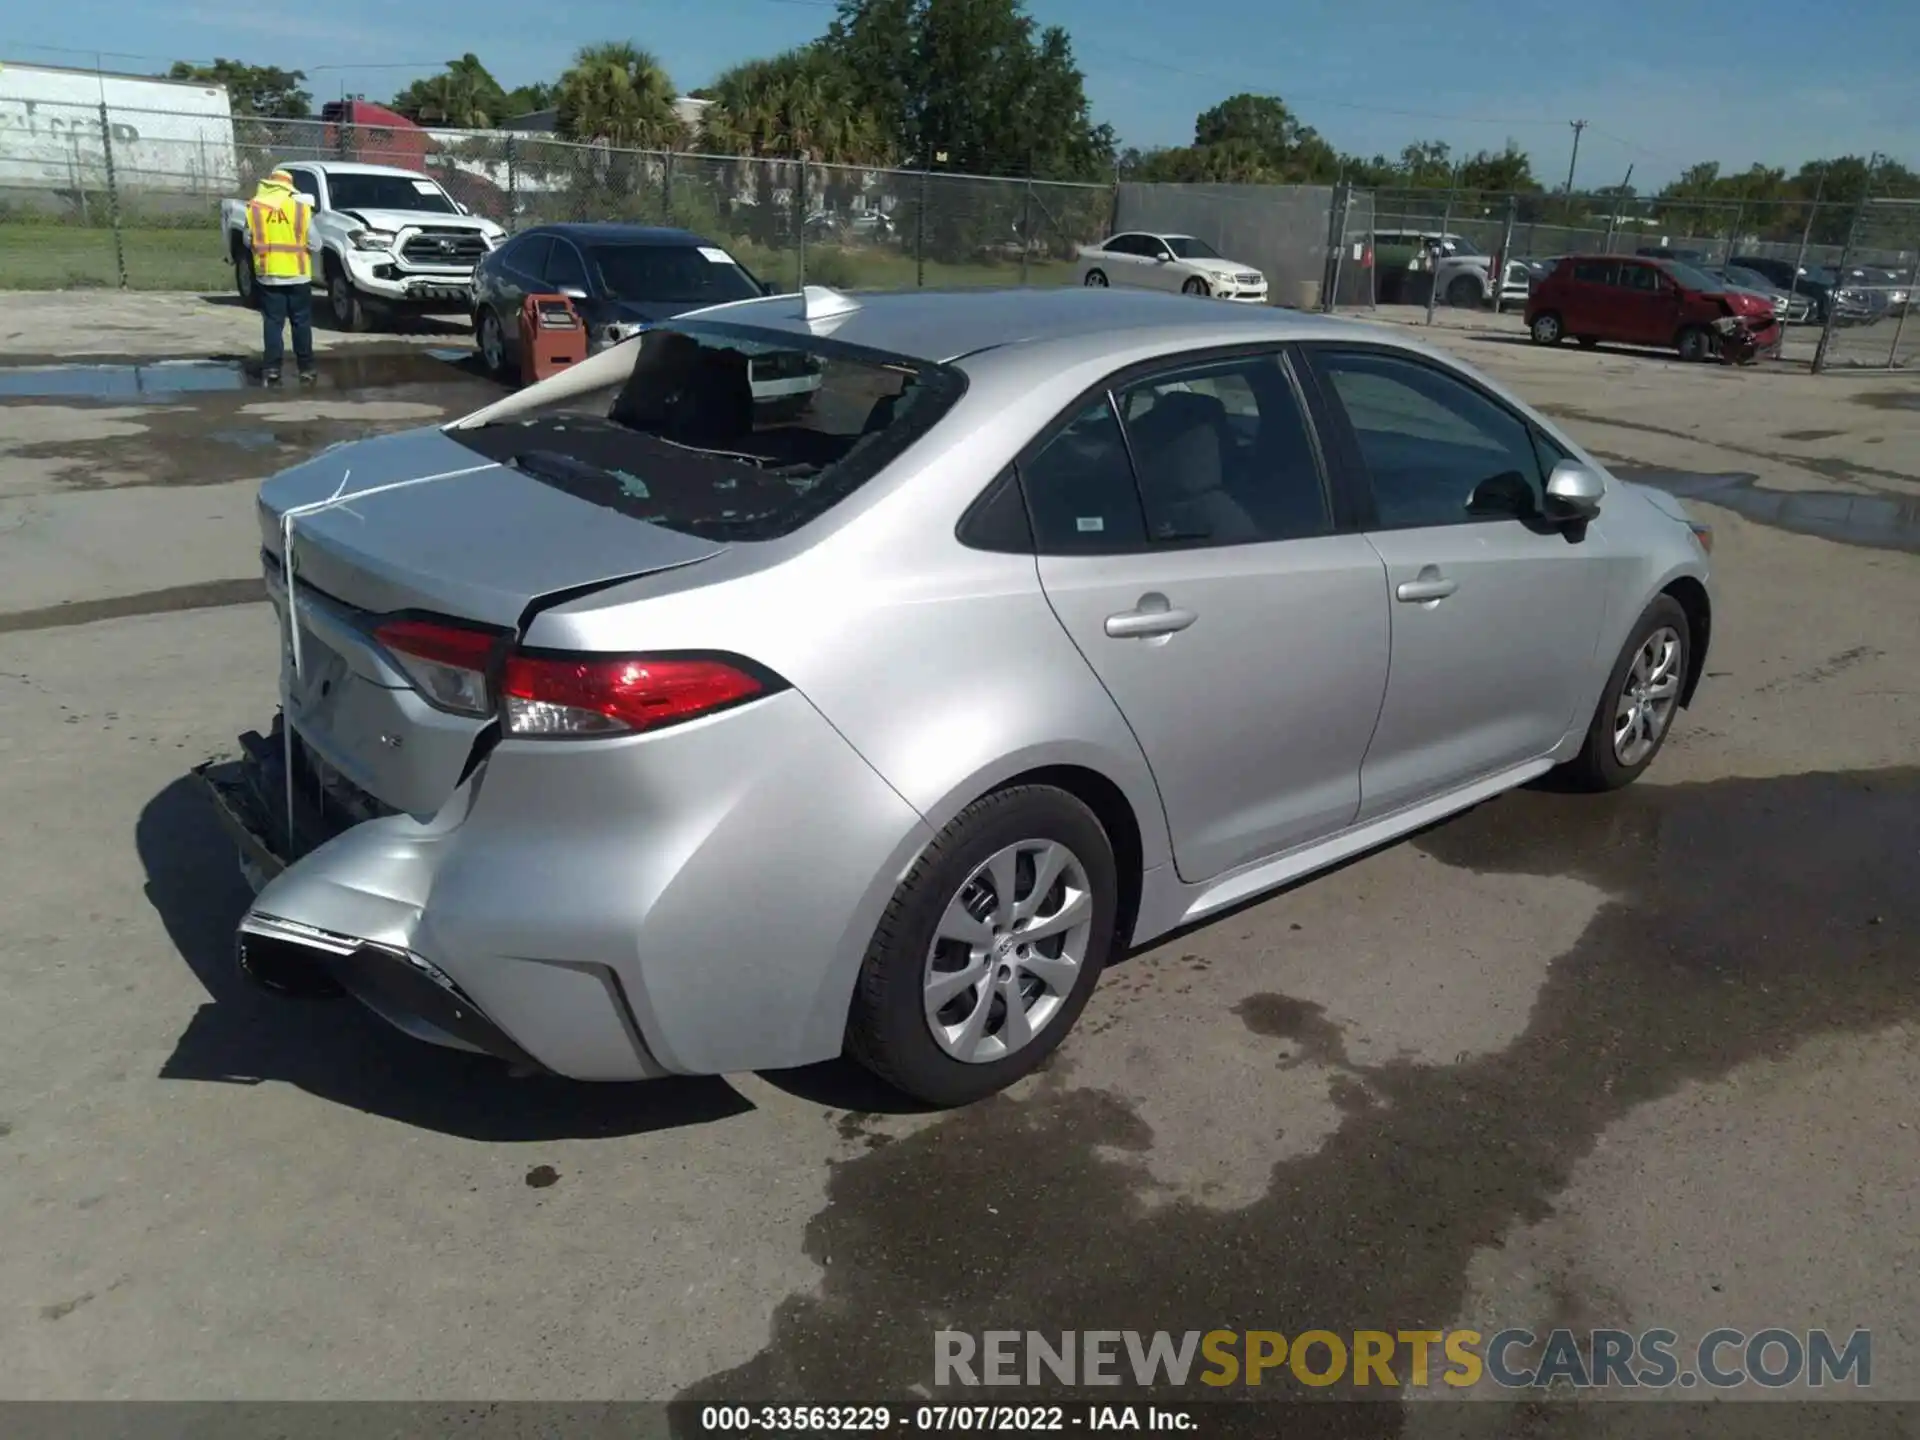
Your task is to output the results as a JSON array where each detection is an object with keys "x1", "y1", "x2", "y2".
[{"x1": 1076, "y1": 233, "x2": 1268, "y2": 302}]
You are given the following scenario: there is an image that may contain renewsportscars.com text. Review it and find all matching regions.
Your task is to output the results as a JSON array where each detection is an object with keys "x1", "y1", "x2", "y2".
[{"x1": 934, "y1": 1328, "x2": 1872, "y2": 1391}]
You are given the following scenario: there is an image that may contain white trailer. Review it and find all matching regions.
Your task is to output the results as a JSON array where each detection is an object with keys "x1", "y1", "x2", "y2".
[{"x1": 0, "y1": 61, "x2": 239, "y2": 198}]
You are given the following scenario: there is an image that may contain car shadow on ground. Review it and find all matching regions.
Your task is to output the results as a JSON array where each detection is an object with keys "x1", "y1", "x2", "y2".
[{"x1": 136, "y1": 774, "x2": 756, "y2": 1141}]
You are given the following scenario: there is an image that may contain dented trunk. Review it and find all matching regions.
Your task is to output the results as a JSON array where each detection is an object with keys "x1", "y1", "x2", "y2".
[{"x1": 256, "y1": 424, "x2": 729, "y2": 818}]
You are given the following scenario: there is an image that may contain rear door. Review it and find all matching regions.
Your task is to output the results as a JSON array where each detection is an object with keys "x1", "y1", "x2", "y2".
[
  {"x1": 1025, "y1": 346, "x2": 1390, "y2": 882},
  {"x1": 1299, "y1": 344, "x2": 1611, "y2": 820},
  {"x1": 1101, "y1": 234, "x2": 1152, "y2": 288},
  {"x1": 1565, "y1": 258, "x2": 1616, "y2": 337}
]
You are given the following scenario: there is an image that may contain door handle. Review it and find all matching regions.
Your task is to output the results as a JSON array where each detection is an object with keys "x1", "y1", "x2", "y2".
[
  {"x1": 1105, "y1": 601, "x2": 1198, "y2": 639},
  {"x1": 1395, "y1": 576, "x2": 1458, "y2": 603}
]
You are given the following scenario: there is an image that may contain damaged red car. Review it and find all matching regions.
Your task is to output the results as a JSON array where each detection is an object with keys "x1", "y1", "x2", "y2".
[{"x1": 1525, "y1": 255, "x2": 1782, "y2": 362}]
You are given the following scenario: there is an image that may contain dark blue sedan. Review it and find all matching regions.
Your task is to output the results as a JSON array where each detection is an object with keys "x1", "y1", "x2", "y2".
[{"x1": 470, "y1": 223, "x2": 777, "y2": 380}]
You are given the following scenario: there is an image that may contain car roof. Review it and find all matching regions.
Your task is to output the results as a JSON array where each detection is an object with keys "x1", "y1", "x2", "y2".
[
  {"x1": 295, "y1": 162, "x2": 442, "y2": 179},
  {"x1": 681, "y1": 285, "x2": 1406, "y2": 365},
  {"x1": 524, "y1": 223, "x2": 711, "y2": 246}
]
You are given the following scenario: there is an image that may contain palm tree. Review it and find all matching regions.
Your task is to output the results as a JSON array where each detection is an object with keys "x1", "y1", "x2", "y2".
[{"x1": 555, "y1": 42, "x2": 684, "y2": 150}]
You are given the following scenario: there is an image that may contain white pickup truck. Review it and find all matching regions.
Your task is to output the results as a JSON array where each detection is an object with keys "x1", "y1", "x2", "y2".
[{"x1": 223, "y1": 161, "x2": 506, "y2": 331}]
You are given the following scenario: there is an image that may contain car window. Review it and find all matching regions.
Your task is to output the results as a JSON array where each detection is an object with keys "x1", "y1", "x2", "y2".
[
  {"x1": 1313, "y1": 349, "x2": 1545, "y2": 529},
  {"x1": 1164, "y1": 236, "x2": 1222, "y2": 260},
  {"x1": 1616, "y1": 264, "x2": 1661, "y2": 292},
  {"x1": 1659, "y1": 260, "x2": 1722, "y2": 292},
  {"x1": 544, "y1": 240, "x2": 589, "y2": 291},
  {"x1": 1021, "y1": 399, "x2": 1149, "y2": 553},
  {"x1": 449, "y1": 322, "x2": 965, "y2": 542},
  {"x1": 587, "y1": 243, "x2": 761, "y2": 304},
  {"x1": 1114, "y1": 355, "x2": 1330, "y2": 545},
  {"x1": 1572, "y1": 260, "x2": 1616, "y2": 285},
  {"x1": 326, "y1": 172, "x2": 458, "y2": 214},
  {"x1": 1531, "y1": 427, "x2": 1573, "y2": 479},
  {"x1": 1103, "y1": 235, "x2": 1143, "y2": 256},
  {"x1": 509, "y1": 235, "x2": 552, "y2": 277},
  {"x1": 283, "y1": 167, "x2": 318, "y2": 203}
]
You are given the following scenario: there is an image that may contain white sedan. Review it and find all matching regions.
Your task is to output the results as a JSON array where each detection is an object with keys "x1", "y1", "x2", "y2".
[{"x1": 1075, "y1": 232, "x2": 1268, "y2": 302}]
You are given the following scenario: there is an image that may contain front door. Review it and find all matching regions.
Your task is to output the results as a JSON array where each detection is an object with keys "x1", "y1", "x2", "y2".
[
  {"x1": 1300, "y1": 345, "x2": 1611, "y2": 820},
  {"x1": 1613, "y1": 260, "x2": 1678, "y2": 345},
  {"x1": 1025, "y1": 349, "x2": 1390, "y2": 883}
]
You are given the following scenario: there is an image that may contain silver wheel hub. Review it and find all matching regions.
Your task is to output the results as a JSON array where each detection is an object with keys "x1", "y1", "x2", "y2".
[
  {"x1": 1614, "y1": 625, "x2": 1682, "y2": 766},
  {"x1": 924, "y1": 839, "x2": 1094, "y2": 1065}
]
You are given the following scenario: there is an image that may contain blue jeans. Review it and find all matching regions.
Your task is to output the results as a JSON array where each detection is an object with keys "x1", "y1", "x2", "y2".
[{"x1": 258, "y1": 281, "x2": 314, "y2": 373}]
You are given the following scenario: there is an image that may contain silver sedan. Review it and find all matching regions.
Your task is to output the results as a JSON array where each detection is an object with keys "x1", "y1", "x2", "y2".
[{"x1": 201, "y1": 286, "x2": 1715, "y2": 1106}]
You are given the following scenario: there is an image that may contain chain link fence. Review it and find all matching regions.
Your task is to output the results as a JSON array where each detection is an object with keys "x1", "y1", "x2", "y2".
[
  {"x1": 0, "y1": 97, "x2": 1112, "y2": 296},
  {"x1": 1812, "y1": 198, "x2": 1920, "y2": 372},
  {"x1": 1112, "y1": 182, "x2": 1375, "y2": 308}
]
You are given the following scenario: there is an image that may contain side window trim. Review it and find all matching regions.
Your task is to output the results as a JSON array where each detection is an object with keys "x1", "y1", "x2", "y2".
[
  {"x1": 1013, "y1": 342, "x2": 1346, "y2": 556},
  {"x1": 1295, "y1": 340, "x2": 1550, "y2": 533}
]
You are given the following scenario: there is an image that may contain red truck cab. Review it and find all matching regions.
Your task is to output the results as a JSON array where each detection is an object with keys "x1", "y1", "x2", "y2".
[{"x1": 1525, "y1": 255, "x2": 1781, "y2": 361}]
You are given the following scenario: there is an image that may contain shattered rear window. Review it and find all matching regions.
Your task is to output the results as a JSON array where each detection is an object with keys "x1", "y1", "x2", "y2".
[{"x1": 450, "y1": 322, "x2": 967, "y2": 541}]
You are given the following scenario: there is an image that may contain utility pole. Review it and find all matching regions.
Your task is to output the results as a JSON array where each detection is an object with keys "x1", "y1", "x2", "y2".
[{"x1": 1563, "y1": 119, "x2": 1587, "y2": 197}]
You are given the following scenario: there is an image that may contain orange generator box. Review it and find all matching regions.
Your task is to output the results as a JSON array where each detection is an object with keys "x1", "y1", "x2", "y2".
[{"x1": 518, "y1": 293, "x2": 587, "y2": 386}]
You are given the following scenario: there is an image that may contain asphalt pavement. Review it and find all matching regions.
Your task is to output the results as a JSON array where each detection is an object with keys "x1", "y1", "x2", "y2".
[{"x1": 0, "y1": 292, "x2": 1916, "y2": 1432}]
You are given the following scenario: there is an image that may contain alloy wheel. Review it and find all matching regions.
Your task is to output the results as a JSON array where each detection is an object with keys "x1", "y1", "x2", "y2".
[
  {"x1": 923, "y1": 839, "x2": 1094, "y2": 1065},
  {"x1": 480, "y1": 312, "x2": 504, "y2": 373},
  {"x1": 1614, "y1": 625, "x2": 1682, "y2": 766}
]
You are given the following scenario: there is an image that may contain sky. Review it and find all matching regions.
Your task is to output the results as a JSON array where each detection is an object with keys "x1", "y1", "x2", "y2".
[{"x1": 6, "y1": 0, "x2": 1918, "y2": 188}]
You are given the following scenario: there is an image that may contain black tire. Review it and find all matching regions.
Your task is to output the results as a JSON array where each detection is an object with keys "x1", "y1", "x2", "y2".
[
  {"x1": 1529, "y1": 311, "x2": 1563, "y2": 345},
  {"x1": 846, "y1": 785, "x2": 1118, "y2": 1107},
  {"x1": 1083, "y1": 269, "x2": 1108, "y2": 287},
  {"x1": 1559, "y1": 594, "x2": 1691, "y2": 793},
  {"x1": 1676, "y1": 325, "x2": 1713, "y2": 363},
  {"x1": 1446, "y1": 274, "x2": 1483, "y2": 308},
  {"x1": 476, "y1": 307, "x2": 509, "y2": 380},
  {"x1": 232, "y1": 241, "x2": 260, "y2": 309},
  {"x1": 1182, "y1": 276, "x2": 1209, "y2": 296},
  {"x1": 1576, "y1": 335, "x2": 1599, "y2": 349},
  {"x1": 327, "y1": 266, "x2": 373, "y2": 333}
]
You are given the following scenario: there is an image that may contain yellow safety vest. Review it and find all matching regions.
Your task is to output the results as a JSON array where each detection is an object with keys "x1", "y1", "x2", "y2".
[{"x1": 248, "y1": 194, "x2": 312, "y2": 281}]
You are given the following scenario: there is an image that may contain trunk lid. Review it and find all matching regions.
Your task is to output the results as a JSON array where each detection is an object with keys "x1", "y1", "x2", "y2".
[
  {"x1": 257, "y1": 425, "x2": 728, "y2": 818},
  {"x1": 257, "y1": 425, "x2": 726, "y2": 628}
]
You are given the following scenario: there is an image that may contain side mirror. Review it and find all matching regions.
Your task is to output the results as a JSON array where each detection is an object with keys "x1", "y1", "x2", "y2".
[
  {"x1": 1155, "y1": 252, "x2": 1172, "y2": 263},
  {"x1": 454, "y1": 201, "x2": 471, "y2": 216},
  {"x1": 1544, "y1": 460, "x2": 1604, "y2": 522}
]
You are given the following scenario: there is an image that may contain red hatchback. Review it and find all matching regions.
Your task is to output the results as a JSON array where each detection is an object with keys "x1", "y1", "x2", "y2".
[{"x1": 1525, "y1": 255, "x2": 1781, "y2": 361}]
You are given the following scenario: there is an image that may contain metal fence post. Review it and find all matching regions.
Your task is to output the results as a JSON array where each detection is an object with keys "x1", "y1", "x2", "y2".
[
  {"x1": 1812, "y1": 192, "x2": 1869, "y2": 373},
  {"x1": 1425, "y1": 180, "x2": 1457, "y2": 325},
  {"x1": 1724, "y1": 202, "x2": 1745, "y2": 263},
  {"x1": 1020, "y1": 173, "x2": 1034, "y2": 287},
  {"x1": 505, "y1": 135, "x2": 518, "y2": 227},
  {"x1": 1786, "y1": 172, "x2": 1824, "y2": 321},
  {"x1": 97, "y1": 100, "x2": 128, "y2": 290},
  {"x1": 916, "y1": 165, "x2": 929, "y2": 288},
  {"x1": 1319, "y1": 183, "x2": 1345, "y2": 312},
  {"x1": 795, "y1": 157, "x2": 808, "y2": 290},
  {"x1": 1493, "y1": 194, "x2": 1518, "y2": 315},
  {"x1": 662, "y1": 151, "x2": 675, "y2": 224},
  {"x1": 1886, "y1": 214, "x2": 1916, "y2": 369}
]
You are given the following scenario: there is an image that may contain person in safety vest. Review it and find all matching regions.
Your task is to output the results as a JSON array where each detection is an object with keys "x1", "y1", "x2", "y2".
[{"x1": 247, "y1": 170, "x2": 316, "y2": 384}]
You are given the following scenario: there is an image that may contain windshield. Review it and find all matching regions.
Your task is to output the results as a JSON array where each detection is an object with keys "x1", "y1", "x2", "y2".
[
  {"x1": 588, "y1": 243, "x2": 763, "y2": 305},
  {"x1": 450, "y1": 324, "x2": 968, "y2": 542},
  {"x1": 1439, "y1": 235, "x2": 1483, "y2": 256},
  {"x1": 1659, "y1": 260, "x2": 1726, "y2": 292},
  {"x1": 325, "y1": 173, "x2": 457, "y2": 214},
  {"x1": 1718, "y1": 267, "x2": 1770, "y2": 290},
  {"x1": 1164, "y1": 236, "x2": 1222, "y2": 260}
]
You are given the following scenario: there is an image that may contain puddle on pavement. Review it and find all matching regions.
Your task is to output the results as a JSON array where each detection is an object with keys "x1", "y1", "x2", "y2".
[
  {"x1": 1617, "y1": 465, "x2": 1920, "y2": 553},
  {"x1": 1855, "y1": 389, "x2": 1920, "y2": 412},
  {"x1": 672, "y1": 769, "x2": 1920, "y2": 1426},
  {"x1": 0, "y1": 347, "x2": 478, "y2": 402}
]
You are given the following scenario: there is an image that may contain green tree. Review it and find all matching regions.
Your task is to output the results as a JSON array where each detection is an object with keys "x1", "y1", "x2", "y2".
[
  {"x1": 555, "y1": 42, "x2": 684, "y2": 149},
  {"x1": 501, "y1": 82, "x2": 557, "y2": 119},
  {"x1": 166, "y1": 58, "x2": 310, "y2": 118},
  {"x1": 394, "y1": 54, "x2": 509, "y2": 128},
  {"x1": 825, "y1": 0, "x2": 1109, "y2": 182},
  {"x1": 1189, "y1": 93, "x2": 1337, "y2": 180},
  {"x1": 1458, "y1": 142, "x2": 1538, "y2": 195}
]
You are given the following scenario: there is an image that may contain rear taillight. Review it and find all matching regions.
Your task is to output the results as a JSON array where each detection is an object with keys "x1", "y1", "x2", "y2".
[
  {"x1": 373, "y1": 617, "x2": 502, "y2": 717},
  {"x1": 500, "y1": 652, "x2": 769, "y2": 738}
]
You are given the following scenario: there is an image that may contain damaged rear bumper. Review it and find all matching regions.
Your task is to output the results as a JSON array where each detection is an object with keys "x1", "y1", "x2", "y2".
[{"x1": 195, "y1": 729, "x2": 549, "y2": 1072}]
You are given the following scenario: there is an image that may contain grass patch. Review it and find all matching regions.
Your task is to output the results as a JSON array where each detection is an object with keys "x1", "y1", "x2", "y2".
[
  {"x1": 0, "y1": 226, "x2": 1076, "y2": 295},
  {"x1": 0, "y1": 225, "x2": 232, "y2": 291}
]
